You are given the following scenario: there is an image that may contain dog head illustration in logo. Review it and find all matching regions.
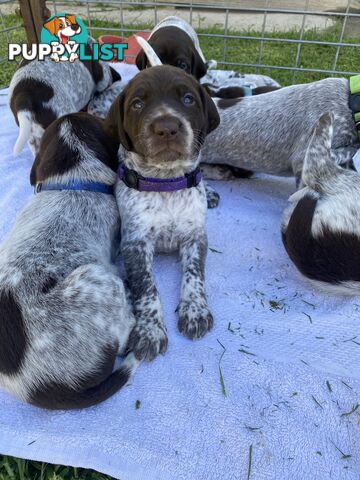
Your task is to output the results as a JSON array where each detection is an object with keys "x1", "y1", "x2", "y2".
[
  {"x1": 44, "y1": 15, "x2": 81, "y2": 44},
  {"x1": 42, "y1": 14, "x2": 86, "y2": 62}
]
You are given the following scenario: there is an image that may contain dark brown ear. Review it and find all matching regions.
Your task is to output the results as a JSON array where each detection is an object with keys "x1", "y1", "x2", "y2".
[
  {"x1": 104, "y1": 92, "x2": 132, "y2": 150},
  {"x1": 199, "y1": 84, "x2": 220, "y2": 134},
  {"x1": 30, "y1": 136, "x2": 80, "y2": 186},
  {"x1": 135, "y1": 50, "x2": 148, "y2": 71},
  {"x1": 191, "y1": 49, "x2": 207, "y2": 80}
]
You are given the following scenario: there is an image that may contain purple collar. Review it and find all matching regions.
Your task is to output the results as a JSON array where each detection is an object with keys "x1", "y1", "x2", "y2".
[{"x1": 117, "y1": 163, "x2": 202, "y2": 192}]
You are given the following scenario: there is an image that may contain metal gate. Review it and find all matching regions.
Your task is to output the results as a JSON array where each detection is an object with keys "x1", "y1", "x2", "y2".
[{"x1": 1, "y1": 0, "x2": 360, "y2": 87}]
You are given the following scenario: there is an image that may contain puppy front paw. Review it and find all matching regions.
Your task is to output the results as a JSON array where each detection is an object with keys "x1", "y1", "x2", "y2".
[
  {"x1": 206, "y1": 189, "x2": 220, "y2": 209},
  {"x1": 127, "y1": 321, "x2": 168, "y2": 361},
  {"x1": 178, "y1": 301, "x2": 214, "y2": 340}
]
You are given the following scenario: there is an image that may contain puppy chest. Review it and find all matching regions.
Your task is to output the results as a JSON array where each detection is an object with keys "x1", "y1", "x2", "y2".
[{"x1": 117, "y1": 184, "x2": 207, "y2": 248}]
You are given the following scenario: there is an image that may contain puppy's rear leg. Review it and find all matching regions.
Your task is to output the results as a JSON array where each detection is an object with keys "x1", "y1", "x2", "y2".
[
  {"x1": 178, "y1": 230, "x2": 213, "y2": 340},
  {"x1": 122, "y1": 239, "x2": 168, "y2": 361},
  {"x1": 201, "y1": 163, "x2": 253, "y2": 181},
  {"x1": 331, "y1": 146, "x2": 359, "y2": 170},
  {"x1": 28, "y1": 123, "x2": 44, "y2": 156}
]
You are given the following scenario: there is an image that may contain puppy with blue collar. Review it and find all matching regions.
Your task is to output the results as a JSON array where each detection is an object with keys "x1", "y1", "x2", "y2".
[
  {"x1": 0, "y1": 113, "x2": 138, "y2": 409},
  {"x1": 105, "y1": 65, "x2": 220, "y2": 361}
]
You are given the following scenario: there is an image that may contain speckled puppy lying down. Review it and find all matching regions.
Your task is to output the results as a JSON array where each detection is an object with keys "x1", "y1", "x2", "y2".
[
  {"x1": 8, "y1": 40, "x2": 120, "y2": 156},
  {"x1": 105, "y1": 65, "x2": 220, "y2": 361},
  {"x1": 201, "y1": 78, "x2": 359, "y2": 185},
  {"x1": 282, "y1": 112, "x2": 360, "y2": 295},
  {"x1": 0, "y1": 113, "x2": 138, "y2": 410}
]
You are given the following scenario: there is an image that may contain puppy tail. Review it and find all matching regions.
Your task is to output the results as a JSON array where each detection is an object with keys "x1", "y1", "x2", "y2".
[
  {"x1": 301, "y1": 112, "x2": 341, "y2": 192},
  {"x1": 30, "y1": 353, "x2": 140, "y2": 410},
  {"x1": 135, "y1": 35, "x2": 162, "y2": 67},
  {"x1": 13, "y1": 110, "x2": 32, "y2": 156}
]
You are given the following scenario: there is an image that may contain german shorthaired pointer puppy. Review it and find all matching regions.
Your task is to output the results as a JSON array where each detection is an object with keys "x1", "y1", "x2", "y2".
[
  {"x1": 135, "y1": 16, "x2": 208, "y2": 79},
  {"x1": 202, "y1": 78, "x2": 359, "y2": 186},
  {"x1": 105, "y1": 65, "x2": 220, "y2": 361},
  {"x1": 0, "y1": 113, "x2": 138, "y2": 409},
  {"x1": 282, "y1": 112, "x2": 360, "y2": 295},
  {"x1": 9, "y1": 42, "x2": 120, "y2": 156}
]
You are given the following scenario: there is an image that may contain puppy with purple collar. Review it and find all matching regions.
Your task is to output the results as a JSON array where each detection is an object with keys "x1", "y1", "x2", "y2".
[{"x1": 105, "y1": 65, "x2": 220, "y2": 361}]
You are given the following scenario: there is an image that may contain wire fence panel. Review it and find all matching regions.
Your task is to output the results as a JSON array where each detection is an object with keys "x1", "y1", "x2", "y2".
[
  {"x1": 1, "y1": 0, "x2": 360, "y2": 87},
  {"x1": 0, "y1": 0, "x2": 26, "y2": 87}
]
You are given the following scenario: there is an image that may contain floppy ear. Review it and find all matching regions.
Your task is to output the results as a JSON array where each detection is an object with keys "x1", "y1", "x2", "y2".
[
  {"x1": 199, "y1": 84, "x2": 220, "y2": 135},
  {"x1": 66, "y1": 15, "x2": 77, "y2": 24},
  {"x1": 302, "y1": 112, "x2": 341, "y2": 192},
  {"x1": 30, "y1": 135, "x2": 80, "y2": 185},
  {"x1": 109, "y1": 65, "x2": 121, "y2": 83},
  {"x1": 191, "y1": 49, "x2": 208, "y2": 80},
  {"x1": 135, "y1": 50, "x2": 148, "y2": 71},
  {"x1": 43, "y1": 18, "x2": 57, "y2": 36},
  {"x1": 104, "y1": 92, "x2": 132, "y2": 150}
]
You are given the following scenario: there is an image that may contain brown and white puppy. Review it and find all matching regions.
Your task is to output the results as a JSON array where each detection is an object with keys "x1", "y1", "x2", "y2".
[
  {"x1": 105, "y1": 65, "x2": 220, "y2": 361},
  {"x1": 282, "y1": 112, "x2": 360, "y2": 295},
  {"x1": 0, "y1": 113, "x2": 138, "y2": 409},
  {"x1": 136, "y1": 16, "x2": 208, "y2": 80},
  {"x1": 8, "y1": 41, "x2": 120, "y2": 156}
]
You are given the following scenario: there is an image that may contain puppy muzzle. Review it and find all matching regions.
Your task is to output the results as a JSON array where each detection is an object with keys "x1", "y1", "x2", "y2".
[{"x1": 148, "y1": 114, "x2": 189, "y2": 158}]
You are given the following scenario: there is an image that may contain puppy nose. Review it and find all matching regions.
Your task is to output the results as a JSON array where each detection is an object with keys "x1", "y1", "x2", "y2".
[
  {"x1": 71, "y1": 23, "x2": 79, "y2": 31},
  {"x1": 152, "y1": 116, "x2": 181, "y2": 139}
]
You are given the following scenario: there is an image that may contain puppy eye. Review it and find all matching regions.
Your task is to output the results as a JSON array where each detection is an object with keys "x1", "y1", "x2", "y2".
[
  {"x1": 183, "y1": 93, "x2": 195, "y2": 106},
  {"x1": 177, "y1": 60, "x2": 188, "y2": 70},
  {"x1": 131, "y1": 98, "x2": 144, "y2": 110},
  {"x1": 59, "y1": 23, "x2": 64, "y2": 28}
]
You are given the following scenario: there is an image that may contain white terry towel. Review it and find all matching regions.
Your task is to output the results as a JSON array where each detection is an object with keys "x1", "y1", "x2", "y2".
[{"x1": 1, "y1": 70, "x2": 360, "y2": 480}]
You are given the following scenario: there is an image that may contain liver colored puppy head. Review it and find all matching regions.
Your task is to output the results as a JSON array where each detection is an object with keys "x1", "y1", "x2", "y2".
[
  {"x1": 105, "y1": 65, "x2": 219, "y2": 172},
  {"x1": 136, "y1": 27, "x2": 207, "y2": 80}
]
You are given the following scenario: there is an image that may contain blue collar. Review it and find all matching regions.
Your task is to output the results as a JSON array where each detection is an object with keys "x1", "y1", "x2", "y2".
[
  {"x1": 35, "y1": 181, "x2": 114, "y2": 195},
  {"x1": 242, "y1": 86, "x2": 253, "y2": 96}
]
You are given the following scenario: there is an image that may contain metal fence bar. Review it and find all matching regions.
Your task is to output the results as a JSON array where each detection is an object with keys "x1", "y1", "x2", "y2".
[
  {"x1": 0, "y1": 24, "x2": 23, "y2": 34},
  {"x1": 42, "y1": 1, "x2": 360, "y2": 18},
  {"x1": 120, "y1": 1, "x2": 124, "y2": 38},
  {"x1": 222, "y1": 8, "x2": 229, "y2": 65},
  {"x1": 83, "y1": 25, "x2": 359, "y2": 49},
  {"x1": 218, "y1": 60, "x2": 359, "y2": 76},
  {"x1": 86, "y1": 1, "x2": 92, "y2": 37},
  {"x1": 1, "y1": 0, "x2": 359, "y2": 89},
  {"x1": 291, "y1": 0, "x2": 309, "y2": 84},
  {"x1": 332, "y1": 0, "x2": 351, "y2": 73},
  {"x1": 154, "y1": 0, "x2": 158, "y2": 26},
  {"x1": 0, "y1": 6, "x2": 12, "y2": 46},
  {"x1": 256, "y1": 0, "x2": 269, "y2": 74}
]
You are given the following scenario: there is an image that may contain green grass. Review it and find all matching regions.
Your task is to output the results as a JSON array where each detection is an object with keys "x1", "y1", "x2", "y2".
[
  {"x1": 0, "y1": 455, "x2": 114, "y2": 480},
  {"x1": 1, "y1": 13, "x2": 360, "y2": 87}
]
